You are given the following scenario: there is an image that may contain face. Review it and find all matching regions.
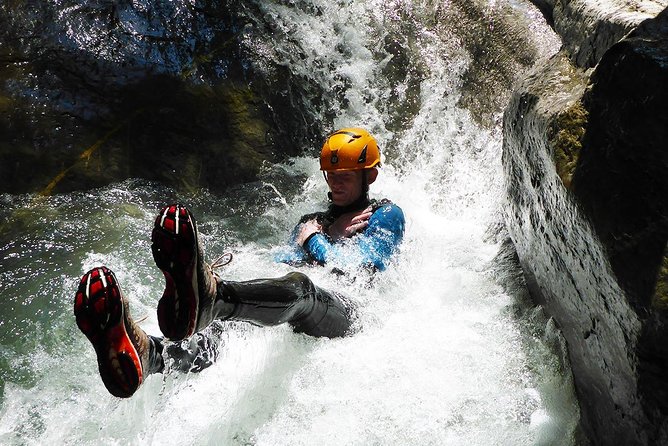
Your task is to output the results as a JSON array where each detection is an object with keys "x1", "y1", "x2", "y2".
[{"x1": 325, "y1": 170, "x2": 365, "y2": 206}]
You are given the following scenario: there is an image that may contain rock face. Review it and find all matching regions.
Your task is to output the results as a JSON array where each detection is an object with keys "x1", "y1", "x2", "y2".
[
  {"x1": 572, "y1": 10, "x2": 668, "y2": 440},
  {"x1": 504, "y1": 2, "x2": 668, "y2": 444},
  {"x1": 0, "y1": 2, "x2": 324, "y2": 195},
  {"x1": 0, "y1": 76, "x2": 283, "y2": 194},
  {"x1": 572, "y1": 9, "x2": 668, "y2": 313},
  {"x1": 553, "y1": 0, "x2": 665, "y2": 68}
]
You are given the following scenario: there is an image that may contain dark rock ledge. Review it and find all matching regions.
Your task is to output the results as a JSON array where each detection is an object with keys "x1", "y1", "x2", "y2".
[
  {"x1": 0, "y1": 3, "x2": 321, "y2": 196},
  {"x1": 503, "y1": 1, "x2": 668, "y2": 444}
]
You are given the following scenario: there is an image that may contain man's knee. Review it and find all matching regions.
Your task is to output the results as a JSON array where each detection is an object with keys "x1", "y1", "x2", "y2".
[{"x1": 282, "y1": 271, "x2": 316, "y2": 294}]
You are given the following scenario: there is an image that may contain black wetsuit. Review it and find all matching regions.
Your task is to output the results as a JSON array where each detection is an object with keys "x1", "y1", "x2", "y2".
[
  {"x1": 217, "y1": 272, "x2": 355, "y2": 338},
  {"x1": 145, "y1": 272, "x2": 356, "y2": 374}
]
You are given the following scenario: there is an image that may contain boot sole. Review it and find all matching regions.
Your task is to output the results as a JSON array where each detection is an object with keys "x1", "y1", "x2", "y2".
[
  {"x1": 74, "y1": 267, "x2": 143, "y2": 398},
  {"x1": 151, "y1": 204, "x2": 200, "y2": 341}
]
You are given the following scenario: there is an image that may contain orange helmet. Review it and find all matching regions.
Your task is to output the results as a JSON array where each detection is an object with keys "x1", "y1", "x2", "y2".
[{"x1": 319, "y1": 127, "x2": 381, "y2": 171}]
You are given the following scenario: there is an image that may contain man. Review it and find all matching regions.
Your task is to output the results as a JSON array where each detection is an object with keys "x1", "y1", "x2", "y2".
[
  {"x1": 74, "y1": 127, "x2": 404, "y2": 398},
  {"x1": 279, "y1": 127, "x2": 405, "y2": 271}
]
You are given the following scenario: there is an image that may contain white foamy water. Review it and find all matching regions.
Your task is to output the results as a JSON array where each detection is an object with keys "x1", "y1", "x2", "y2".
[{"x1": 0, "y1": 0, "x2": 579, "y2": 445}]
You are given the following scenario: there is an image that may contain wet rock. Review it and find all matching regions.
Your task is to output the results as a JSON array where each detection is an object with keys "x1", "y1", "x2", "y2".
[
  {"x1": 503, "y1": 51, "x2": 646, "y2": 445},
  {"x1": 503, "y1": 4, "x2": 668, "y2": 444},
  {"x1": 553, "y1": 0, "x2": 664, "y2": 69},
  {"x1": 572, "y1": 10, "x2": 668, "y2": 311},
  {"x1": 530, "y1": 0, "x2": 556, "y2": 25},
  {"x1": 0, "y1": 73, "x2": 280, "y2": 195},
  {"x1": 529, "y1": 0, "x2": 665, "y2": 66},
  {"x1": 571, "y1": 8, "x2": 668, "y2": 441},
  {"x1": 435, "y1": 0, "x2": 548, "y2": 128},
  {"x1": 0, "y1": 1, "x2": 323, "y2": 196}
]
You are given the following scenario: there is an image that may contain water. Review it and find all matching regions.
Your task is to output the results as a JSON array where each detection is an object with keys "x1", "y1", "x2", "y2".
[{"x1": 0, "y1": 0, "x2": 580, "y2": 444}]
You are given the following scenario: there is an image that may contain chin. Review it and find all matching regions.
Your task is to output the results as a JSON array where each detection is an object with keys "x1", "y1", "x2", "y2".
[{"x1": 330, "y1": 196, "x2": 346, "y2": 206}]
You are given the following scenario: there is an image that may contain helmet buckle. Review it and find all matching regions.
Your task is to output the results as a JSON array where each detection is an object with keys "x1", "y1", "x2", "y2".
[{"x1": 331, "y1": 149, "x2": 339, "y2": 165}]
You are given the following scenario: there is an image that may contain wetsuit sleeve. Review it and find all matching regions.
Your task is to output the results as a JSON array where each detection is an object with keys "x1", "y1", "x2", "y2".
[
  {"x1": 302, "y1": 232, "x2": 335, "y2": 264},
  {"x1": 273, "y1": 223, "x2": 311, "y2": 265},
  {"x1": 303, "y1": 204, "x2": 405, "y2": 271}
]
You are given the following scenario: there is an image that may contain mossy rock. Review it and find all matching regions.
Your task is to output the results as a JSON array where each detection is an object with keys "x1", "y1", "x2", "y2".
[
  {"x1": 0, "y1": 94, "x2": 11, "y2": 112},
  {"x1": 1, "y1": 75, "x2": 280, "y2": 196},
  {"x1": 551, "y1": 102, "x2": 588, "y2": 189},
  {"x1": 652, "y1": 249, "x2": 668, "y2": 311}
]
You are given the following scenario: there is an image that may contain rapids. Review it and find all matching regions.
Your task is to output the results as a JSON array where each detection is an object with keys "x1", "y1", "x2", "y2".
[{"x1": 0, "y1": 0, "x2": 581, "y2": 444}]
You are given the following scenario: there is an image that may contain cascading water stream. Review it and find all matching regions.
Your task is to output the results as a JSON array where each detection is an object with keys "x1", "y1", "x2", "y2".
[{"x1": 1, "y1": 0, "x2": 581, "y2": 444}]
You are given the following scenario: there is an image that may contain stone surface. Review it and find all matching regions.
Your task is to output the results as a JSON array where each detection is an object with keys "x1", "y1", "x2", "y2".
[
  {"x1": 0, "y1": 2, "x2": 323, "y2": 195},
  {"x1": 503, "y1": 4, "x2": 668, "y2": 444},
  {"x1": 503, "y1": 51, "x2": 646, "y2": 445},
  {"x1": 0, "y1": 75, "x2": 280, "y2": 195},
  {"x1": 435, "y1": 0, "x2": 550, "y2": 128},
  {"x1": 572, "y1": 8, "x2": 668, "y2": 310},
  {"x1": 553, "y1": 0, "x2": 666, "y2": 68},
  {"x1": 571, "y1": 8, "x2": 668, "y2": 441},
  {"x1": 550, "y1": 101, "x2": 588, "y2": 189}
]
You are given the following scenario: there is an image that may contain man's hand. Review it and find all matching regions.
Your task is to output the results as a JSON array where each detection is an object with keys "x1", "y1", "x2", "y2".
[
  {"x1": 296, "y1": 219, "x2": 323, "y2": 246},
  {"x1": 327, "y1": 207, "x2": 372, "y2": 241}
]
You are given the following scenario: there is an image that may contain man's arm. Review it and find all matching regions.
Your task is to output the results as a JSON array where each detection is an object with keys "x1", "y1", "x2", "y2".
[{"x1": 303, "y1": 204, "x2": 405, "y2": 271}]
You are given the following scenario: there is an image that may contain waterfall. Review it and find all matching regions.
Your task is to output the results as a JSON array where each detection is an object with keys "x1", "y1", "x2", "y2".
[{"x1": 0, "y1": 0, "x2": 581, "y2": 444}]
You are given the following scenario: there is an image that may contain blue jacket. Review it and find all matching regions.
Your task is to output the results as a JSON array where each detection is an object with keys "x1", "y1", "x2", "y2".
[{"x1": 276, "y1": 199, "x2": 405, "y2": 271}]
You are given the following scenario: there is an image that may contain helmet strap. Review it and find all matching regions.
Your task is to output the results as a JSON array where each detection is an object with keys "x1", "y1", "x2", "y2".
[{"x1": 362, "y1": 169, "x2": 370, "y2": 197}]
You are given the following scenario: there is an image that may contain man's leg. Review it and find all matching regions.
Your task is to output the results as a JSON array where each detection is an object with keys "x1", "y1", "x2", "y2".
[
  {"x1": 74, "y1": 265, "x2": 227, "y2": 398},
  {"x1": 76, "y1": 205, "x2": 355, "y2": 397},
  {"x1": 150, "y1": 204, "x2": 356, "y2": 340},
  {"x1": 160, "y1": 272, "x2": 355, "y2": 375},
  {"x1": 158, "y1": 273, "x2": 355, "y2": 375},
  {"x1": 218, "y1": 272, "x2": 356, "y2": 338},
  {"x1": 151, "y1": 204, "x2": 221, "y2": 341},
  {"x1": 74, "y1": 267, "x2": 164, "y2": 398},
  {"x1": 164, "y1": 322, "x2": 224, "y2": 373}
]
